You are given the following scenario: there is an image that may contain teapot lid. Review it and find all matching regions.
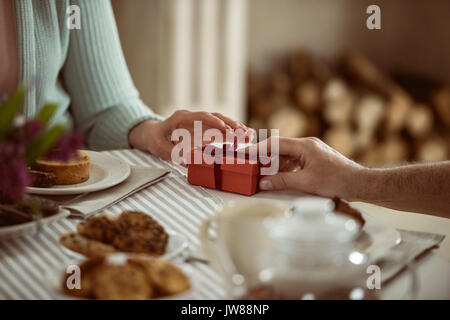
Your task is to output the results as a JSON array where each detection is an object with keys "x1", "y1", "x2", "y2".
[{"x1": 271, "y1": 197, "x2": 360, "y2": 245}]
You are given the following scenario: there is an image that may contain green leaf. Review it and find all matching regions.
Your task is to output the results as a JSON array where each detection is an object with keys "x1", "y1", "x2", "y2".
[
  {"x1": 0, "y1": 87, "x2": 25, "y2": 139},
  {"x1": 25, "y1": 124, "x2": 65, "y2": 166},
  {"x1": 36, "y1": 104, "x2": 59, "y2": 126}
]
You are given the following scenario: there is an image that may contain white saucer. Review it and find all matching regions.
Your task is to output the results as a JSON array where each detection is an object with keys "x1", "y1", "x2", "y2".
[{"x1": 355, "y1": 213, "x2": 402, "y2": 262}]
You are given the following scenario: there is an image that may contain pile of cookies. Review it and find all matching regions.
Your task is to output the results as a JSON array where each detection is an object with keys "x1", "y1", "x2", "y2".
[
  {"x1": 62, "y1": 254, "x2": 190, "y2": 299},
  {"x1": 60, "y1": 211, "x2": 169, "y2": 257}
]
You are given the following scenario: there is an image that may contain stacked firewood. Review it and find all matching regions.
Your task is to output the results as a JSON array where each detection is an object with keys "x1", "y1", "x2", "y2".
[{"x1": 247, "y1": 51, "x2": 450, "y2": 166}]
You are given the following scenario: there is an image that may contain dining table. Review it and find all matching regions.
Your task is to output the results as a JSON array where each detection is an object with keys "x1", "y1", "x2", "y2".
[{"x1": 0, "y1": 149, "x2": 449, "y2": 299}]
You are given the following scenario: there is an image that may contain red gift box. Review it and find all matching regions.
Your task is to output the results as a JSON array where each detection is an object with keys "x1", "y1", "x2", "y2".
[{"x1": 187, "y1": 144, "x2": 261, "y2": 196}]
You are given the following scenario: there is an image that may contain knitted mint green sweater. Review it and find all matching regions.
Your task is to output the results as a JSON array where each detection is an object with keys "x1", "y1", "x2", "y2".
[{"x1": 14, "y1": 0, "x2": 162, "y2": 150}]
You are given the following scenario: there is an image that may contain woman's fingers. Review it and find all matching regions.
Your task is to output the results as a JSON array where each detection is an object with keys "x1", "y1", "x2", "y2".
[
  {"x1": 182, "y1": 112, "x2": 228, "y2": 132},
  {"x1": 212, "y1": 112, "x2": 248, "y2": 131},
  {"x1": 168, "y1": 110, "x2": 253, "y2": 144}
]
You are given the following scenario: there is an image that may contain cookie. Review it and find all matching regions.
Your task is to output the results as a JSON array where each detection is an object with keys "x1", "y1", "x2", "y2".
[
  {"x1": 62, "y1": 256, "x2": 104, "y2": 298},
  {"x1": 142, "y1": 258, "x2": 190, "y2": 295},
  {"x1": 112, "y1": 230, "x2": 168, "y2": 256},
  {"x1": 59, "y1": 233, "x2": 116, "y2": 258},
  {"x1": 116, "y1": 211, "x2": 166, "y2": 233},
  {"x1": 69, "y1": 211, "x2": 169, "y2": 257},
  {"x1": 92, "y1": 263, "x2": 154, "y2": 300},
  {"x1": 62, "y1": 254, "x2": 190, "y2": 299},
  {"x1": 113, "y1": 211, "x2": 169, "y2": 255},
  {"x1": 77, "y1": 214, "x2": 119, "y2": 244}
]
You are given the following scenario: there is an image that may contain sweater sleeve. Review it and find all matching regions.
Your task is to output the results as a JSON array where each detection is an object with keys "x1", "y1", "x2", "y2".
[{"x1": 62, "y1": 0, "x2": 163, "y2": 150}]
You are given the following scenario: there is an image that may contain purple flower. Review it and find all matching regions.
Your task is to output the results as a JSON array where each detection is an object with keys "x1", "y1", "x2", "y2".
[
  {"x1": 0, "y1": 141, "x2": 30, "y2": 203},
  {"x1": 44, "y1": 130, "x2": 84, "y2": 162},
  {"x1": 24, "y1": 120, "x2": 44, "y2": 142},
  {"x1": 0, "y1": 120, "x2": 37, "y2": 202},
  {"x1": 7, "y1": 119, "x2": 44, "y2": 145}
]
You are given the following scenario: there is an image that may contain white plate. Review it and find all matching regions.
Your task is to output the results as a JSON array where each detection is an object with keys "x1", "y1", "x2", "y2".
[
  {"x1": 0, "y1": 208, "x2": 70, "y2": 239},
  {"x1": 45, "y1": 255, "x2": 195, "y2": 300},
  {"x1": 355, "y1": 213, "x2": 402, "y2": 262},
  {"x1": 61, "y1": 230, "x2": 189, "y2": 261},
  {"x1": 27, "y1": 150, "x2": 131, "y2": 195}
]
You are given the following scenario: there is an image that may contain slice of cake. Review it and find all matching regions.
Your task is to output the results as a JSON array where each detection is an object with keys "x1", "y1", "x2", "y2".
[
  {"x1": 34, "y1": 151, "x2": 90, "y2": 185},
  {"x1": 28, "y1": 169, "x2": 56, "y2": 187}
]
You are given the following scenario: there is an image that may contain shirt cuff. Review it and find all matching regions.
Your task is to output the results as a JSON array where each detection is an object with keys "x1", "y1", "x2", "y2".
[{"x1": 87, "y1": 100, "x2": 164, "y2": 150}]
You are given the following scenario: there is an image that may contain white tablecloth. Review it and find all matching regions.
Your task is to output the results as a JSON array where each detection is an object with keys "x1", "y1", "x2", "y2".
[
  {"x1": 1, "y1": 149, "x2": 449, "y2": 299},
  {"x1": 0, "y1": 149, "x2": 226, "y2": 299}
]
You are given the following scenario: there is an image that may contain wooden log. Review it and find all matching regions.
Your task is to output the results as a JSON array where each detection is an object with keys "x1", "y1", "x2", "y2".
[
  {"x1": 343, "y1": 52, "x2": 414, "y2": 133},
  {"x1": 268, "y1": 106, "x2": 308, "y2": 137},
  {"x1": 417, "y1": 137, "x2": 448, "y2": 162},
  {"x1": 322, "y1": 79, "x2": 355, "y2": 125},
  {"x1": 359, "y1": 136, "x2": 409, "y2": 166},
  {"x1": 342, "y1": 51, "x2": 400, "y2": 97},
  {"x1": 431, "y1": 86, "x2": 450, "y2": 127},
  {"x1": 295, "y1": 80, "x2": 321, "y2": 112},
  {"x1": 405, "y1": 104, "x2": 434, "y2": 138},
  {"x1": 354, "y1": 94, "x2": 385, "y2": 133},
  {"x1": 380, "y1": 136, "x2": 409, "y2": 165},
  {"x1": 272, "y1": 72, "x2": 292, "y2": 95},
  {"x1": 323, "y1": 126, "x2": 356, "y2": 158},
  {"x1": 323, "y1": 97, "x2": 354, "y2": 125},
  {"x1": 309, "y1": 56, "x2": 333, "y2": 84},
  {"x1": 385, "y1": 91, "x2": 413, "y2": 132},
  {"x1": 323, "y1": 78, "x2": 350, "y2": 103},
  {"x1": 358, "y1": 143, "x2": 383, "y2": 166},
  {"x1": 393, "y1": 72, "x2": 439, "y2": 103},
  {"x1": 306, "y1": 115, "x2": 322, "y2": 137},
  {"x1": 355, "y1": 128, "x2": 375, "y2": 153},
  {"x1": 288, "y1": 51, "x2": 332, "y2": 83}
]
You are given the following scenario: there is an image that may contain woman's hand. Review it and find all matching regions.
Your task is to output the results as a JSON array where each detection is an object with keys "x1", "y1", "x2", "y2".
[
  {"x1": 129, "y1": 110, "x2": 250, "y2": 161},
  {"x1": 255, "y1": 136, "x2": 367, "y2": 199}
]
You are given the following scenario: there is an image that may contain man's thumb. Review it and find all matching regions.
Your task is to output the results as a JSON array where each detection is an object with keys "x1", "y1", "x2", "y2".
[{"x1": 259, "y1": 173, "x2": 298, "y2": 191}]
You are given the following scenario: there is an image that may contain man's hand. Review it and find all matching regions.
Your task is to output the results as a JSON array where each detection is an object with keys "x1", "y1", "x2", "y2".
[
  {"x1": 128, "y1": 110, "x2": 250, "y2": 161},
  {"x1": 255, "y1": 136, "x2": 450, "y2": 218},
  {"x1": 256, "y1": 136, "x2": 366, "y2": 199}
]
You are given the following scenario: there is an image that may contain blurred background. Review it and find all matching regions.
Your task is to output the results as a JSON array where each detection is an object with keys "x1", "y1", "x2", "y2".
[{"x1": 111, "y1": 0, "x2": 450, "y2": 166}]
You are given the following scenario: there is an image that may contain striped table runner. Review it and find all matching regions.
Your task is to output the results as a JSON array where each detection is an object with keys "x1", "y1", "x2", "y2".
[{"x1": 0, "y1": 149, "x2": 226, "y2": 300}]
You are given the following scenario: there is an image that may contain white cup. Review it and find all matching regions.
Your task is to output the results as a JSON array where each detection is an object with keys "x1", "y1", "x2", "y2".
[{"x1": 200, "y1": 200, "x2": 288, "y2": 297}]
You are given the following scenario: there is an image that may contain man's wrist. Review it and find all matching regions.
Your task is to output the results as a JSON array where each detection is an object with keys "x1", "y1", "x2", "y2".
[{"x1": 342, "y1": 166, "x2": 377, "y2": 202}]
